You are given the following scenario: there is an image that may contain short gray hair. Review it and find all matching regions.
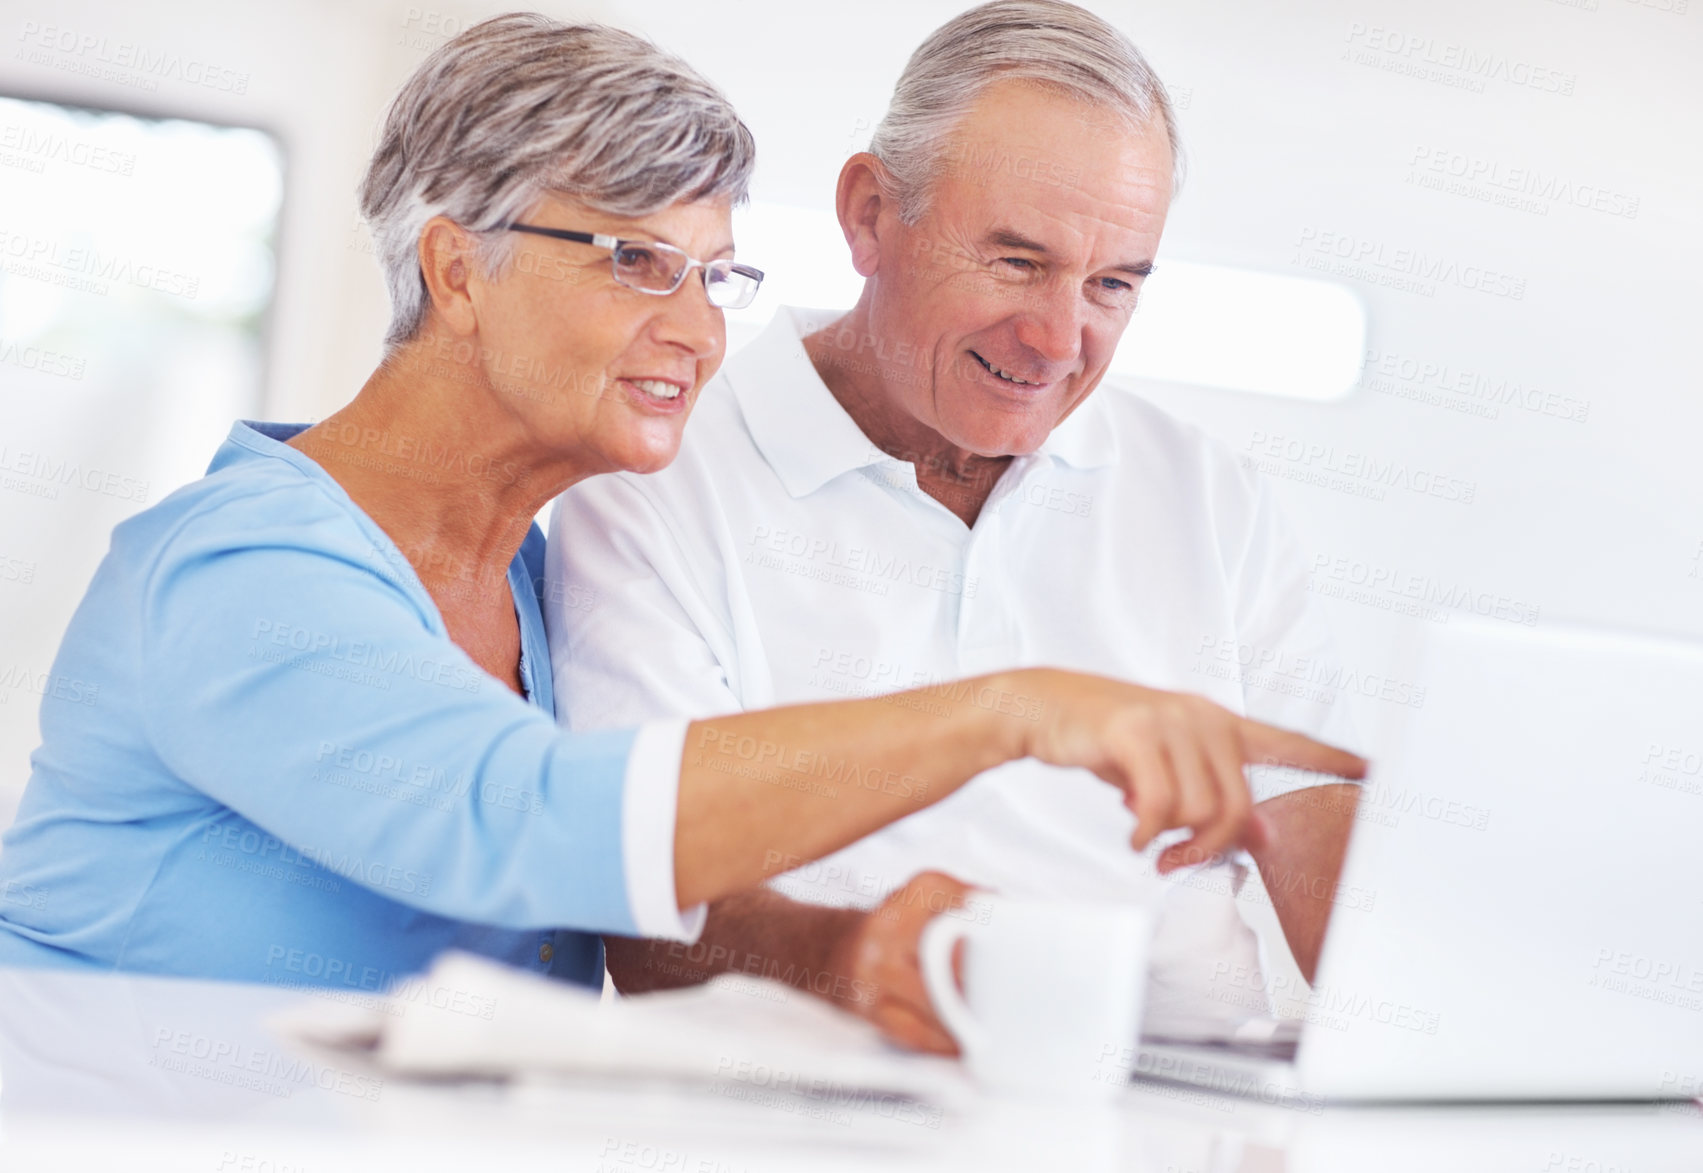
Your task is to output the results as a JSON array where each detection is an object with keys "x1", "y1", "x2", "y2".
[
  {"x1": 868, "y1": 0, "x2": 1183, "y2": 223},
  {"x1": 360, "y1": 13, "x2": 756, "y2": 347}
]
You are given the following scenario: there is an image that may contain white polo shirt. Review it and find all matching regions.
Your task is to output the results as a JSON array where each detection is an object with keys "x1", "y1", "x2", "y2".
[{"x1": 546, "y1": 307, "x2": 1362, "y2": 1035}]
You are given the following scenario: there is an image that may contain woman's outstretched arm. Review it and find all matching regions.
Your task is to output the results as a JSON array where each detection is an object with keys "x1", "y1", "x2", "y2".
[{"x1": 673, "y1": 668, "x2": 1367, "y2": 907}]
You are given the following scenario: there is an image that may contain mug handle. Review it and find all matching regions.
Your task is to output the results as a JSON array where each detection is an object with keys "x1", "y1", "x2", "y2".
[{"x1": 919, "y1": 914, "x2": 987, "y2": 1056}]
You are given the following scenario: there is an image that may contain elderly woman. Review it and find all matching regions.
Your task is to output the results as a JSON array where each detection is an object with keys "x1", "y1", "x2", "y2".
[{"x1": 0, "y1": 15, "x2": 1361, "y2": 991}]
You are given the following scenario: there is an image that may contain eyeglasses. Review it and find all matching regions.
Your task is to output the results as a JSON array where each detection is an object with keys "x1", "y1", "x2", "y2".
[{"x1": 502, "y1": 223, "x2": 764, "y2": 310}]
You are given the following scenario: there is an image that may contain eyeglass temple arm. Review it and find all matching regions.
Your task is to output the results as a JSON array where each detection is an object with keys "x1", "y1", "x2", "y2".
[
  {"x1": 504, "y1": 223, "x2": 762, "y2": 288},
  {"x1": 502, "y1": 224, "x2": 621, "y2": 249}
]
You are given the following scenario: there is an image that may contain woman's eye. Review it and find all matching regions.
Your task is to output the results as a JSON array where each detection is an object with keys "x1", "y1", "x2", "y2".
[{"x1": 615, "y1": 246, "x2": 654, "y2": 268}]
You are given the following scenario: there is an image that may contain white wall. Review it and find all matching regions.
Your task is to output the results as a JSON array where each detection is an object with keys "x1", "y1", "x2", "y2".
[{"x1": 0, "y1": 0, "x2": 1698, "y2": 834}]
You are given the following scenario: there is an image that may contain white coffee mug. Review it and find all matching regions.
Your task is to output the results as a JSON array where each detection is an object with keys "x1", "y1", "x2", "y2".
[{"x1": 920, "y1": 895, "x2": 1152, "y2": 1100}]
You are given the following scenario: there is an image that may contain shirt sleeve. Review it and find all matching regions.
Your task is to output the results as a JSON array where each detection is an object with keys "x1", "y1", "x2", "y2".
[
  {"x1": 1223, "y1": 468, "x2": 1367, "y2": 805},
  {"x1": 621, "y1": 719, "x2": 705, "y2": 941},
  {"x1": 136, "y1": 493, "x2": 676, "y2": 936}
]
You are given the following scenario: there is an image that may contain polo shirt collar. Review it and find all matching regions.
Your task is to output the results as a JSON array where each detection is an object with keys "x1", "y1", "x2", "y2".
[{"x1": 725, "y1": 306, "x2": 1119, "y2": 498}]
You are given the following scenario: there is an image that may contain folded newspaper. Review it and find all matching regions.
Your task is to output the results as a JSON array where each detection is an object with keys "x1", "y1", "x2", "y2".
[{"x1": 272, "y1": 949, "x2": 965, "y2": 1111}]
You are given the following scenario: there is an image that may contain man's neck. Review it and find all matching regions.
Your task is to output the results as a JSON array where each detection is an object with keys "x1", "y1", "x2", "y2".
[{"x1": 802, "y1": 311, "x2": 1012, "y2": 528}]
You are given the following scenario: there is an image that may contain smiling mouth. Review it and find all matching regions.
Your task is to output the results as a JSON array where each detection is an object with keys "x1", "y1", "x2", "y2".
[
  {"x1": 622, "y1": 378, "x2": 683, "y2": 401},
  {"x1": 969, "y1": 351, "x2": 1043, "y2": 387}
]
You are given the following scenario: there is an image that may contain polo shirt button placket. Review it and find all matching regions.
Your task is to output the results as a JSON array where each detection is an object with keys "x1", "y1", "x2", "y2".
[{"x1": 957, "y1": 511, "x2": 1017, "y2": 676}]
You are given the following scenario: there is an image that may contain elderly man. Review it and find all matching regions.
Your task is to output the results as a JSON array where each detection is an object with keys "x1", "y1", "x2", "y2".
[{"x1": 546, "y1": 0, "x2": 1363, "y2": 1051}]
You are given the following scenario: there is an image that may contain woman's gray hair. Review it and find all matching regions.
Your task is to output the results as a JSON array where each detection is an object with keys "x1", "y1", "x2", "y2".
[
  {"x1": 868, "y1": 0, "x2": 1183, "y2": 224},
  {"x1": 360, "y1": 13, "x2": 755, "y2": 347}
]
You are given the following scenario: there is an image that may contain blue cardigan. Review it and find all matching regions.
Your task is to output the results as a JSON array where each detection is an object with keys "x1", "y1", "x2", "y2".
[{"x1": 0, "y1": 421, "x2": 649, "y2": 991}]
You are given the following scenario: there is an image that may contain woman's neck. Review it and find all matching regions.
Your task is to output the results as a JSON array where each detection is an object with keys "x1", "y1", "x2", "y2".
[{"x1": 288, "y1": 343, "x2": 586, "y2": 596}]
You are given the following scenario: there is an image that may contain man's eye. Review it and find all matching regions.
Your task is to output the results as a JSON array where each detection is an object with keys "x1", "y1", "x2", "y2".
[
  {"x1": 1098, "y1": 277, "x2": 1134, "y2": 293},
  {"x1": 997, "y1": 257, "x2": 1035, "y2": 271}
]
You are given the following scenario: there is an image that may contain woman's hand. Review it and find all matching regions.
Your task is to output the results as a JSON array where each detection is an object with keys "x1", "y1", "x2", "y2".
[{"x1": 1003, "y1": 668, "x2": 1368, "y2": 872}]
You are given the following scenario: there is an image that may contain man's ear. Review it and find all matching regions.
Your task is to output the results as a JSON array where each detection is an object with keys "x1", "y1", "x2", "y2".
[
  {"x1": 417, "y1": 216, "x2": 481, "y2": 336},
  {"x1": 835, "y1": 153, "x2": 893, "y2": 279}
]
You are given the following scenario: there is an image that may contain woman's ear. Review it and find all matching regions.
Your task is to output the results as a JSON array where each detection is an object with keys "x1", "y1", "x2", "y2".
[
  {"x1": 417, "y1": 216, "x2": 481, "y2": 336},
  {"x1": 836, "y1": 153, "x2": 892, "y2": 279}
]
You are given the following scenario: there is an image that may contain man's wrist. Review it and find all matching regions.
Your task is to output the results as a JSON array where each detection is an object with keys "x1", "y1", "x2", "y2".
[
  {"x1": 717, "y1": 897, "x2": 866, "y2": 992},
  {"x1": 813, "y1": 904, "x2": 878, "y2": 1009},
  {"x1": 805, "y1": 902, "x2": 868, "y2": 970}
]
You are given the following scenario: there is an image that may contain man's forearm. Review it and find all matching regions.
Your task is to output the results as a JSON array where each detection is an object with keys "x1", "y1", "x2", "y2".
[
  {"x1": 1248, "y1": 783, "x2": 1360, "y2": 983},
  {"x1": 605, "y1": 887, "x2": 866, "y2": 1002}
]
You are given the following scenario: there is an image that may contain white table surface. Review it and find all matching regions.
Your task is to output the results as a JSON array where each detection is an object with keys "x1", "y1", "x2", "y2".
[{"x1": 0, "y1": 964, "x2": 1697, "y2": 1173}]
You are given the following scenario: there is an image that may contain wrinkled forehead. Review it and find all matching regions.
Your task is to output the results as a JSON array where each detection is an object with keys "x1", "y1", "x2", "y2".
[
  {"x1": 926, "y1": 82, "x2": 1174, "y2": 238},
  {"x1": 930, "y1": 144, "x2": 1172, "y2": 254}
]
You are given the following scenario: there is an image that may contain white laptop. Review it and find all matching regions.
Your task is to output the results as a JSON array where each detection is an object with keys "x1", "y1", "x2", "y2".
[{"x1": 1136, "y1": 618, "x2": 1703, "y2": 1102}]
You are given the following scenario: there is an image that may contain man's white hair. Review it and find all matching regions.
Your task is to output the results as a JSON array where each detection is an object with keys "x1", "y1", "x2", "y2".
[
  {"x1": 359, "y1": 13, "x2": 755, "y2": 347},
  {"x1": 868, "y1": 0, "x2": 1183, "y2": 223}
]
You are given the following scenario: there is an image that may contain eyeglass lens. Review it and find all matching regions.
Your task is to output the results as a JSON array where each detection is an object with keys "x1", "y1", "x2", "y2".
[
  {"x1": 611, "y1": 244, "x2": 682, "y2": 292},
  {"x1": 702, "y1": 265, "x2": 758, "y2": 310},
  {"x1": 610, "y1": 241, "x2": 759, "y2": 310}
]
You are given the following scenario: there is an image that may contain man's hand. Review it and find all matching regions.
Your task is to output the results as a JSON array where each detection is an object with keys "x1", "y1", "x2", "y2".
[
  {"x1": 1249, "y1": 783, "x2": 1361, "y2": 982},
  {"x1": 823, "y1": 871, "x2": 976, "y2": 1056}
]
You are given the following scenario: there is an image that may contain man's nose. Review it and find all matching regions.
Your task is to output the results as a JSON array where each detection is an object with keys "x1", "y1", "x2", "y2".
[{"x1": 1011, "y1": 281, "x2": 1083, "y2": 367}]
